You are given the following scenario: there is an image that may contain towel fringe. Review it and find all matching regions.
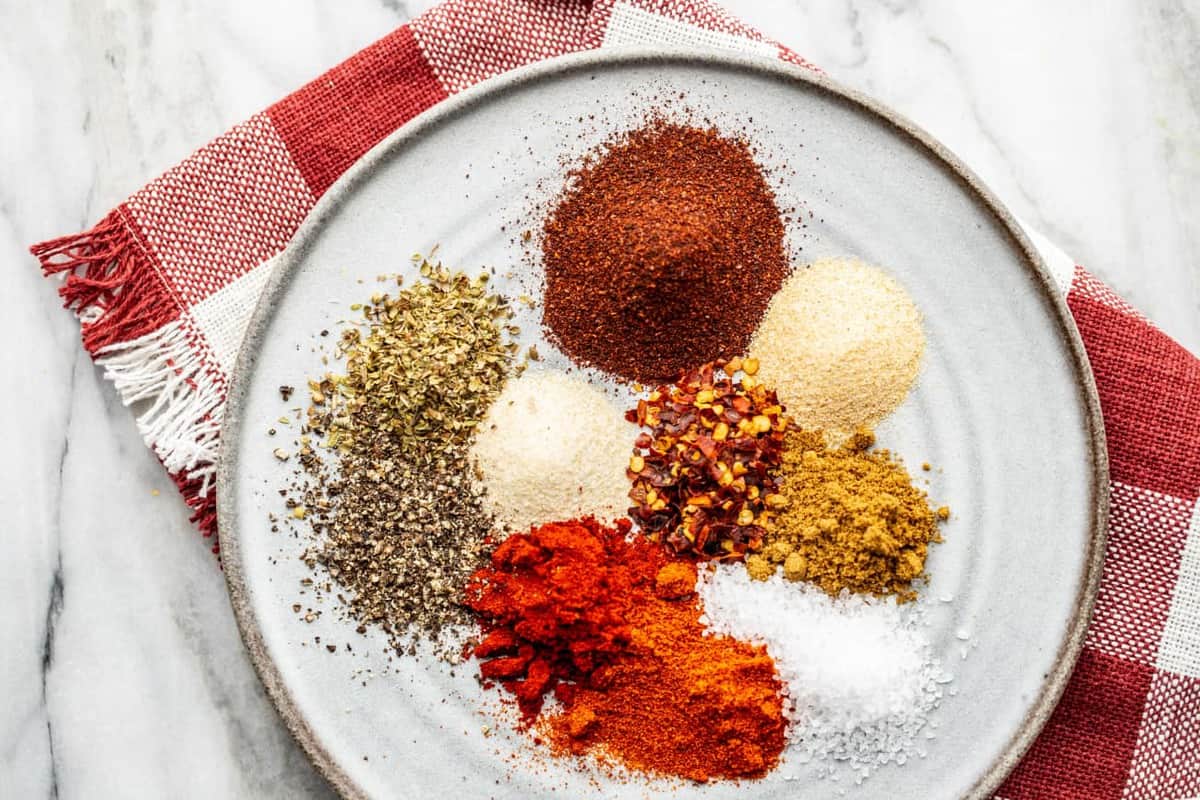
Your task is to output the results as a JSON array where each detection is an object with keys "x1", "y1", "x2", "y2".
[
  {"x1": 32, "y1": 212, "x2": 222, "y2": 547},
  {"x1": 172, "y1": 470, "x2": 220, "y2": 552},
  {"x1": 30, "y1": 207, "x2": 178, "y2": 353},
  {"x1": 96, "y1": 319, "x2": 223, "y2": 495},
  {"x1": 95, "y1": 319, "x2": 225, "y2": 550}
]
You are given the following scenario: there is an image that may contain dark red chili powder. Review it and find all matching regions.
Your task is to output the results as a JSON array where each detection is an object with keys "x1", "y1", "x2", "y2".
[
  {"x1": 541, "y1": 121, "x2": 789, "y2": 383},
  {"x1": 464, "y1": 517, "x2": 786, "y2": 781}
]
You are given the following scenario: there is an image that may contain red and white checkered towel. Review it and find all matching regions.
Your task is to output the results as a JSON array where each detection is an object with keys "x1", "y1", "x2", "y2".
[{"x1": 30, "y1": 0, "x2": 1200, "y2": 796}]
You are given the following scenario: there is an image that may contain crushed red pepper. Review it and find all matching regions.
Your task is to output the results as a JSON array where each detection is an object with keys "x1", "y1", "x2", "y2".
[{"x1": 626, "y1": 360, "x2": 787, "y2": 558}]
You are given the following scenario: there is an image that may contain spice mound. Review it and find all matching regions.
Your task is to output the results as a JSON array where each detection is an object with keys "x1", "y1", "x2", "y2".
[
  {"x1": 470, "y1": 371, "x2": 633, "y2": 532},
  {"x1": 324, "y1": 263, "x2": 516, "y2": 454},
  {"x1": 541, "y1": 121, "x2": 789, "y2": 383},
  {"x1": 699, "y1": 564, "x2": 945, "y2": 776},
  {"x1": 747, "y1": 428, "x2": 944, "y2": 601},
  {"x1": 748, "y1": 257, "x2": 925, "y2": 443},
  {"x1": 464, "y1": 518, "x2": 787, "y2": 782},
  {"x1": 295, "y1": 263, "x2": 516, "y2": 657},
  {"x1": 627, "y1": 360, "x2": 786, "y2": 559}
]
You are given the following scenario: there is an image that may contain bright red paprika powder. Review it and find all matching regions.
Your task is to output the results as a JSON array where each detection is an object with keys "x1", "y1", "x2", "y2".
[{"x1": 464, "y1": 517, "x2": 787, "y2": 781}]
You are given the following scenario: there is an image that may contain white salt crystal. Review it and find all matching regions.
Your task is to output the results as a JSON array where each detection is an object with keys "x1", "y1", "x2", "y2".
[{"x1": 697, "y1": 564, "x2": 948, "y2": 778}]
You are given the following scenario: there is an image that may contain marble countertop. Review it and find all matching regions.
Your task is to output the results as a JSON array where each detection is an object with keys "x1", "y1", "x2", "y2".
[{"x1": 3, "y1": 1, "x2": 1198, "y2": 797}]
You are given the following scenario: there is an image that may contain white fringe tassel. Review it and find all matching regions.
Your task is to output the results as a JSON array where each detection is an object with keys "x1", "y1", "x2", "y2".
[{"x1": 95, "y1": 318, "x2": 223, "y2": 497}]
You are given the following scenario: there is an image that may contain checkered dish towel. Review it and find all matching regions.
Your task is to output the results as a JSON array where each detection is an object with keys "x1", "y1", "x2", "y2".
[{"x1": 30, "y1": 0, "x2": 1200, "y2": 796}]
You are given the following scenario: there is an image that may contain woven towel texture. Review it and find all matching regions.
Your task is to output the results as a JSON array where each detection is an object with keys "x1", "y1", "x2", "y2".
[{"x1": 29, "y1": 1, "x2": 1200, "y2": 796}]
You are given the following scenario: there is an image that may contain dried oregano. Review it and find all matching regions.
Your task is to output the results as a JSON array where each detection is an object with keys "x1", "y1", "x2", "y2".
[{"x1": 322, "y1": 261, "x2": 518, "y2": 456}]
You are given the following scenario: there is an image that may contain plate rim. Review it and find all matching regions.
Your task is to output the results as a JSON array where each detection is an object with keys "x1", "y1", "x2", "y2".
[{"x1": 217, "y1": 46, "x2": 1109, "y2": 800}]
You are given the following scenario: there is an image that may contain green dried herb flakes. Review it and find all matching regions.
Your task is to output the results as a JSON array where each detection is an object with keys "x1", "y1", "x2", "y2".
[{"x1": 326, "y1": 264, "x2": 515, "y2": 454}]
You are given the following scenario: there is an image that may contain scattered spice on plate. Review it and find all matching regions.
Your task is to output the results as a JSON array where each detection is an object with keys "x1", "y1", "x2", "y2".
[
  {"x1": 626, "y1": 360, "x2": 786, "y2": 558},
  {"x1": 541, "y1": 121, "x2": 789, "y2": 383},
  {"x1": 698, "y1": 563, "x2": 947, "y2": 779},
  {"x1": 748, "y1": 257, "x2": 925, "y2": 443},
  {"x1": 464, "y1": 517, "x2": 786, "y2": 781},
  {"x1": 749, "y1": 428, "x2": 943, "y2": 601},
  {"x1": 293, "y1": 262, "x2": 517, "y2": 658},
  {"x1": 469, "y1": 371, "x2": 633, "y2": 532}
]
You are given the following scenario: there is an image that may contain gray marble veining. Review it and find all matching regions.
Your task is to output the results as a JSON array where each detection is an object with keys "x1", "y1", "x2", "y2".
[{"x1": 1, "y1": 1, "x2": 1197, "y2": 797}]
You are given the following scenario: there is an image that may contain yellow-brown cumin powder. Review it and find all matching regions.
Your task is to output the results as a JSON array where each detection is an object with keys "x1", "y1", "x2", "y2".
[{"x1": 746, "y1": 428, "x2": 946, "y2": 601}]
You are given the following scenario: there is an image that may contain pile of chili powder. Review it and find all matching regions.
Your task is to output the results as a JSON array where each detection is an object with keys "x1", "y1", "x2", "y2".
[{"x1": 540, "y1": 121, "x2": 790, "y2": 384}]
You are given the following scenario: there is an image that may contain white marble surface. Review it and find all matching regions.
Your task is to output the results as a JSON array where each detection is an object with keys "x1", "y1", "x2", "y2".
[{"x1": 1, "y1": 1, "x2": 1197, "y2": 797}]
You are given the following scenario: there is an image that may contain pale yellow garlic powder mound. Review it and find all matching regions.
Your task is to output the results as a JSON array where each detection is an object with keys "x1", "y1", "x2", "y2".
[
  {"x1": 748, "y1": 257, "x2": 925, "y2": 443},
  {"x1": 470, "y1": 370, "x2": 634, "y2": 533}
]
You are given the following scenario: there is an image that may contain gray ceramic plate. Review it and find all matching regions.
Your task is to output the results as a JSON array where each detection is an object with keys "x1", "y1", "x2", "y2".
[{"x1": 219, "y1": 49, "x2": 1107, "y2": 800}]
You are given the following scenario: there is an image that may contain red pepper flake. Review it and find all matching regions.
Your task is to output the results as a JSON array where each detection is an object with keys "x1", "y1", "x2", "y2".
[{"x1": 626, "y1": 360, "x2": 786, "y2": 558}]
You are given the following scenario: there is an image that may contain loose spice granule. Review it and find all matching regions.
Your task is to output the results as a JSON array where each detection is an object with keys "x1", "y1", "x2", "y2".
[
  {"x1": 541, "y1": 121, "x2": 789, "y2": 383},
  {"x1": 465, "y1": 518, "x2": 786, "y2": 781},
  {"x1": 754, "y1": 428, "x2": 944, "y2": 601}
]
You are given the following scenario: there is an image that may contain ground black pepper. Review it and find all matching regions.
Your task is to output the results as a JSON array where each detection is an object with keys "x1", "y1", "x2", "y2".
[
  {"x1": 541, "y1": 121, "x2": 789, "y2": 383},
  {"x1": 298, "y1": 432, "x2": 494, "y2": 658}
]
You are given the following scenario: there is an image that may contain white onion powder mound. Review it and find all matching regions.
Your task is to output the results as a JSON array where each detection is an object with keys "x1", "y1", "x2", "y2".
[
  {"x1": 470, "y1": 370, "x2": 633, "y2": 532},
  {"x1": 697, "y1": 564, "x2": 948, "y2": 781},
  {"x1": 748, "y1": 257, "x2": 924, "y2": 443}
]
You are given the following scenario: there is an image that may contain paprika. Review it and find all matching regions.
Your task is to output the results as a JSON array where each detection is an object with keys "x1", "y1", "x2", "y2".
[{"x1": 464, "y1": 518, "x2": 787, "y2": 781}]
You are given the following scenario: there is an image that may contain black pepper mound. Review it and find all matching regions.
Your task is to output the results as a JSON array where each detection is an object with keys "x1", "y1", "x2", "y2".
[
  {"x1": 541, "y1": 122, "x2": 789, "y2": 383},
  {"x1": 301, "y1": 433, "x2": 493, "y2": 655}
]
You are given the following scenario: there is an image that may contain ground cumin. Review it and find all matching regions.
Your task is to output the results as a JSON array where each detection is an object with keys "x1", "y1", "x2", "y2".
[{"x1": 747, "y1": 428, "x2": 945, "y2": 601}]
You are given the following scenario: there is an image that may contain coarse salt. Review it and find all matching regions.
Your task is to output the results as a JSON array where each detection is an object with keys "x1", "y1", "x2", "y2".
[{"x1": 697, "y1": 564, "x2": 948, "y2": 777}]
